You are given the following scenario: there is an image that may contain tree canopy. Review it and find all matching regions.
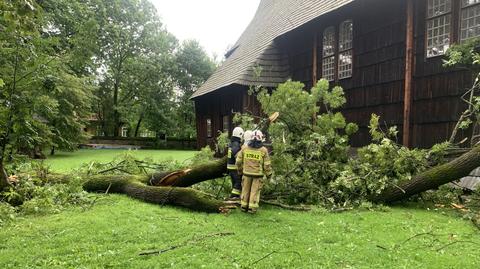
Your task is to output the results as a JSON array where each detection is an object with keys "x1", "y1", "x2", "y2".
[{"x1": 0, "y1": 0, "x2": 216, "y2": 183}]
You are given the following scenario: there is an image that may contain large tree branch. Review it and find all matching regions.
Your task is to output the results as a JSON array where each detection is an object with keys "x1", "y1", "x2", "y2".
[
  {"x1": 149, "y1": 157, "x2": 228, "y2": 187},
  {"x1": 149, "y1": 146, "x2": 480, "y2": 206},
  {"x1": 30, "y1": 145, "x2": 480, "y2": 213},
  {"x1": 449, "y1": 72, "x2": 480, "y2": 145},
  {"x1": 372, "y1": 146, "x2": 480, "y2": 203},
  {"x1": 80, "y1": 175, "x2": 224, "y2": 213}
]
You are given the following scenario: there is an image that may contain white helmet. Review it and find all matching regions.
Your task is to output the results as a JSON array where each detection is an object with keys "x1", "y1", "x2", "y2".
[
  {"x1": 232, "y1": 127, "x2": 244, "y2": 139},
  {"x1": 243, "y1": 130, "x2": 253, "y2": 144},
  {"x1": 252, "y1": 130, "x2": 264, "y2": 142}
]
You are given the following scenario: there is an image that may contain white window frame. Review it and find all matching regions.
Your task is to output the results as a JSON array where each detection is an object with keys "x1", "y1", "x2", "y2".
[
  {"x1": 121, "y1": 126, "x2": 128, "y2": 137},
  {"x1": 322, "y1": 26, "x2": 336, "y2": 81},
  {"x1": 206, "y1": 118, "x2": 212, "y2": 138},
  {"x1": 426, "y1": 0, "x2": 452, "y2": 58},
  {"x1": 460, "y1": 0, "x2": 480, "y2": 41},
  {"x1": 222, "y1": 115, "x2": 230, "y2": 133},
  {"x1": 338, "y1": 20, "x2": 353, "y2": 80}
]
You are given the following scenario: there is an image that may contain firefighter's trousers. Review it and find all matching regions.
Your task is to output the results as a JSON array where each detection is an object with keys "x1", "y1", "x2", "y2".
[
  {"x1": 241, "y1": 175, "x2": 263, "y2": 211},
  {"x1": 228, "y1": 170, "x2": 242, "y2": 197}
]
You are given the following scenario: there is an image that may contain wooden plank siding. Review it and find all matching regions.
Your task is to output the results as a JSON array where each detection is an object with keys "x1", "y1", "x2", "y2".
[
  {"x1": 277, "y1": 0, "x2": 471, "y2": 148},
  {"x1": 280, "y1": 0, "x2": 407, "y2": 147},
  {"x1": 411, "y1": 0, "x2": 473, "y2": 148},
  {"x1": 194, "y1": 0, "x2": 475, "y2": 149},
  {"x1": 194, "y1": 85, "x2": 246, "y2": 148}
]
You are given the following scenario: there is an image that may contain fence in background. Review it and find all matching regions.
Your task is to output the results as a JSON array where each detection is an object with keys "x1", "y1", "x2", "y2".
[{"x1": 85, "y1": 136, "x2": 197, "y2": 150}]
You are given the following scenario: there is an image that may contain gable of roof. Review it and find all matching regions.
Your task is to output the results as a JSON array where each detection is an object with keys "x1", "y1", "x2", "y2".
[{"x1": 191, "y1": 0, "x2": 355, "y2": 99}]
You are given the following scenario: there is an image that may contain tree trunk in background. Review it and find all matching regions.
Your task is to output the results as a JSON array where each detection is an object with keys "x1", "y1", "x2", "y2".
[
  {"x1": 0, "y1": 137, "x2": 12, "y2": 190},
  {"x1": 50, "y1": 146, "x2": 55, "y2": 156},
  {"x1": 81, "y1": 175, "x2": 223, "y2": 213},
  {"x1": 113, "y1": 80, "x2": 121, "y2": 137},
  {"x1": 134, "y1": 114, "x2": 143, "y2": 137},
  {"x1": 0, "y1": 160, "x2": 12, "y2": 191},
  {"x1": 372, "y1": 146, "x2": 480, "y2": 203}
]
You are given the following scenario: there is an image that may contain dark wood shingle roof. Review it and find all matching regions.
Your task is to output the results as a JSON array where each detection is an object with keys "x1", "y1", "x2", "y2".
[{"x1": 192, "y1": 0, "x2": 355, "y2": 99}]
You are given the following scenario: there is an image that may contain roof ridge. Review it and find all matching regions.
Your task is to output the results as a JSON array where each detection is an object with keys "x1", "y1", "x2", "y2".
[{"x1": 192, "y1": 0, "x2": 355, "y2": 99}]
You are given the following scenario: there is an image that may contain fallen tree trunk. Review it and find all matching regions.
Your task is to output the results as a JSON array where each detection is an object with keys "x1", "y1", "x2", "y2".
[
  {"x1": 12, "y1": 145, "x2": 478, "y2": 214},
  {"x1": 149, "y1": 156, "x2": 228, "y2": 187},
  {"x1": 82, "y1": 175, "x2": 224, "y2": 213},
  {"x1": 372, "y1": 146, "x2": 480, "y2": 203},
  {"x1": 147, "y1": 113, "x2": 280, "y2": 188},
  {"x1": 23, "y1": 122, "x2": 480, "y2": 213},
  {"x1": 147, "y1": 146, "x2": 480, "y2": 206}
]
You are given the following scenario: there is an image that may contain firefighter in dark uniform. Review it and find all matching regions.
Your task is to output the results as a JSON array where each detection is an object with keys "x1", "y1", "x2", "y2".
[{"x1": 226, "y1": 127, "x2": 244, "y2": 201}]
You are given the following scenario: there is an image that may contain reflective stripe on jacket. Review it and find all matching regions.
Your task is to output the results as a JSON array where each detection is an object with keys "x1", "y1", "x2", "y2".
[
  {"x1": 236, "y1": 146, "x2": 272, "y2": 177},
  {"x1": 227, "y1": 139, "x2": 241, "y2": 170}
]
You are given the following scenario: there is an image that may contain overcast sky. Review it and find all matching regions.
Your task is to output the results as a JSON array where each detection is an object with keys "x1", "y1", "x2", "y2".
[{"x1": 151, "y1": 0, "x2": 260, "y2": 59}]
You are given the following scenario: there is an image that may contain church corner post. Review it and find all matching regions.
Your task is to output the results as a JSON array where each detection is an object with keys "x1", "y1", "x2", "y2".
[{"x1": 403, "y1": 0, "x2": 414, "y2": 147}]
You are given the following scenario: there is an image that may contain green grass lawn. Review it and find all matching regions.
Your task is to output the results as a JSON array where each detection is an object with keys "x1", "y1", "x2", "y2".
[
  {"x1": 1, "y1": 149, "x2": 479, "y2": 268},
  {"x1": 44, "y1": 149, "x2": 197, "y2": 172},
  {"x1": 0, "y1": 196, "x2": 478, "y2": 268}
]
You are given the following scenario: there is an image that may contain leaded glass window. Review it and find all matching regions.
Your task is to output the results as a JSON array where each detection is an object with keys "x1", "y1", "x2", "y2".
[
  {"x1": 461, "y1": 0, "x2": 480, "y2": 41},
  {"x1": 338, "y1": 51, "x2": 353, "y2": 79},
  {"x1": 426, "y1": 0, "x2": 452, "y2": 57},
  {"x1": 338, "y1": 20, "x2": 353, "y2": 79},
  {"x1": 462, "y1": 0, "x2": 480, "y2": 7},
  {"x1": 428, "y1": 0, "x2": 452, "y2": 17},
  {"x1": 206, "y1": 118, "x2": 212, "y2": 138},
  {"x1": 322, "y1": 27, "x2": 335, "y2": 81},
  {"x1": 222, "y1": 115, "x2": 230, "y2": 133}
]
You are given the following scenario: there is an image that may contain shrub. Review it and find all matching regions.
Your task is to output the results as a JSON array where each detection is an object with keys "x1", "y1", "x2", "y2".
[
  {"x1": 0, "y1": 202, "x2": 16, "y2": 225},
  {"x1": 77, "y1": 151, "x2": 181, "y2": 175},
  {"x1": 255, "y1": 79, "x2": 357, "y2": 204},
  {"x1": 190, "y1": 146, "x2": 215, "y2": 167},
  {"x1": 0, "y1": 161, "x2": 92, "y2": 225},
  {"x1": 246, "y1": 80, "x2": 451, "y2": 207}
]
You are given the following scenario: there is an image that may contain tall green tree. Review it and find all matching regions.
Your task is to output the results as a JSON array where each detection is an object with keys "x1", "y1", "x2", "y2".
[
  {"x1": 41, "y1": 68, "x2": 94, "y2": 155},
  {"x1": 121, "y1": 39, "x2": 177, "y2": 138},
  {"x1": 0, "y1": 0, "x2": 95, "y2": 187},
  {"x1": 94, "y1": 0, "x2": 177, "y2": 137},
  {"x1": 38, "y1": 0, "x2": 99, "y2": 154},
  {"x1": 39, "y1": 0, "x2": 101, "y2": 76},
  {"x1": 0, "y1": 0, "x2": 48, "y2": 187},
  {"x1": 172, "y1": 40, "x2": 216, "y2": 138}
]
